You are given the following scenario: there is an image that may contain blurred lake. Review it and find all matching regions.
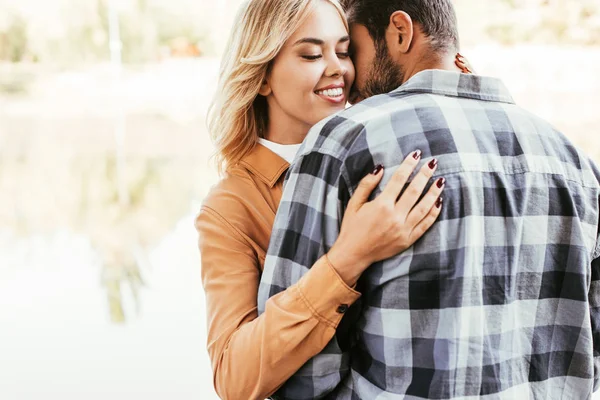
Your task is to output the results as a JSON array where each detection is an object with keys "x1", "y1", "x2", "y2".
[
  {"x1": 1, "y1": 16, "x2": 600, "y2": 400},
  {"x1": 0, "y1": 58, "x2": 221, "y2": 399}
]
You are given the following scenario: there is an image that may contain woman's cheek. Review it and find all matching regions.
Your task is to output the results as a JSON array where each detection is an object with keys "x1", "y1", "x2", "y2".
[{"x1": 345, "y1": 59, "x2": 356, "y2": 85}]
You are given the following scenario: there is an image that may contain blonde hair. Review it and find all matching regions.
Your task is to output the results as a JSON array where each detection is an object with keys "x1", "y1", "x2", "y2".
[{"x1": 207, "y1": 0, "x2": 348, "y2": 174}]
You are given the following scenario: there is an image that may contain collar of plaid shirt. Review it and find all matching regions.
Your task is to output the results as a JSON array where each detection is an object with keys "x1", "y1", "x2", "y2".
[
  {"x1": 259, "y1": 69, "x2": 600, "y2": 400},
  {"x1": 397, "y1": 69, "x2": 515, "y2": 104}
]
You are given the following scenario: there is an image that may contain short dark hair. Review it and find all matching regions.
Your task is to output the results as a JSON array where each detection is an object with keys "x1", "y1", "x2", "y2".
[{"x1": 341, "y1": 0, "x2": 459, "y2": 51}]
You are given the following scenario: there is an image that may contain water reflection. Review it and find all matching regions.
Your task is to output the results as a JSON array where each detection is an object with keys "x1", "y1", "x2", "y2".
[{"x1": 0, "y1": 215, "x2": 218, "y2": 399}]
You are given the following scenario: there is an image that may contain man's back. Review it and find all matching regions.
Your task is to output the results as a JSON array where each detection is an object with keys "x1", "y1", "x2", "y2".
[{"x1": 258, "y1": 70, "x2": 600, "y2": 399}]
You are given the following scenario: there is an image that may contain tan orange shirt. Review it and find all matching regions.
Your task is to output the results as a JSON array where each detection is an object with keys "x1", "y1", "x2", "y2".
[{"x1": 196, "y1": 143, "x2": 361, "y2": 400}]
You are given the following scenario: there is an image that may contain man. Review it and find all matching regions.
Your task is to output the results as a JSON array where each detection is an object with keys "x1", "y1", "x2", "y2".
[{"x1": 257, "y1": 0, "x2": 600, "y2": 398}]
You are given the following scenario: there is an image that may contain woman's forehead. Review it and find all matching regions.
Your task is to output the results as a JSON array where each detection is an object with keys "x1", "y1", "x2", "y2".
[{"x1": 287, "y1": 1, "x2": 348, "y2": 45}]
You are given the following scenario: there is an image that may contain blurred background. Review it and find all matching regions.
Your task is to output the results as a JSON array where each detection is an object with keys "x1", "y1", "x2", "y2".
[{"x1": 0, "y1": 0, "x2": 598, "y2": 399}]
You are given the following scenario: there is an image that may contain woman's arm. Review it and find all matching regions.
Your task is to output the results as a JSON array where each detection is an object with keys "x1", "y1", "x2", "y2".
[
  {"x1": 199, "y1": 151, "x2": 444, "y2": 399},
  {"x1": 197, "y1": 206, "x2": 360, "y2": 400}
]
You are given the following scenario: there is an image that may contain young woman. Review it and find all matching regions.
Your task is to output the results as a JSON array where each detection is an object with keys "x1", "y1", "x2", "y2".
[{"x1": 196, "y1": 0, "x2": 467, "y2": 398}]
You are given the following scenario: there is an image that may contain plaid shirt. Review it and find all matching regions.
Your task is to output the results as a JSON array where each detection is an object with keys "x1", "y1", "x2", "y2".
[{"x1": 257, "y1": 70, "x2": 600, "y2": 399}]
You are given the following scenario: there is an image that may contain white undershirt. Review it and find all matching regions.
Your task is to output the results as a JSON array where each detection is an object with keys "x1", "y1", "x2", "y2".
[{"x1": 258, "y1": 138, "x2": 302, "y2": 165}]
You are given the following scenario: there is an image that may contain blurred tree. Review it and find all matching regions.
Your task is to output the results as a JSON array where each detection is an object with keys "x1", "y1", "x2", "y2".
[{"x1": 0, "y1": 16, "x2": 28, "y2": 62}]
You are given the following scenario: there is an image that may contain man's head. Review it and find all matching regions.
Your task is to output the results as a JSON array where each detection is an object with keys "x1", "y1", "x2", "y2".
[{"x1": 342, "y1": 0, "x2": 459, "y2": 103}]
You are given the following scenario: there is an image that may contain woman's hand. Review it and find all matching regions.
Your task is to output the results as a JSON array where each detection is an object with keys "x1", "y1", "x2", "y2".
[
  {"x1": 455, "y1": 53, "x2": 475, "y2": 74},
  {"x1": 327, "y1": 151, "x2": 444, "y2": 286}
]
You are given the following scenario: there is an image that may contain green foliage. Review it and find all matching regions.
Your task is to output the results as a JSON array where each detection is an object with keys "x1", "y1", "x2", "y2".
[
  {"x1": 0, "y1": 1, "x2": 211, "y2": 65},
  {"x1": 0, "y1": 16, "x2": 29, "y2": 62}
]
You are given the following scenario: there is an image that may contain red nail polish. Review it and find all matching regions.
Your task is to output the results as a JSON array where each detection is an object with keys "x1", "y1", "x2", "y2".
[
  {"x1": 412, "y1": 150, "x2": 422, "y2": 160},
  {"x1": 457, "y1": 52, "x2": 464, "y2": 59},
  {"x1": 428, "y1": 159, "x2": 438, "y2": 170},
  {"x1": 435, "y1": 197, "x2": 443, "y2": 208},
  {"x1": 371, "y1": 165, "x2": 383, "y2": 175},
  {"x1": 436, "y1": 178, "x2": 446, "y2": 188}
]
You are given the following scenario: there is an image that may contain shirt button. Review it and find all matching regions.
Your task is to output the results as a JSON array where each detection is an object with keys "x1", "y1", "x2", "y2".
[{"x1": 337, "y1": 304, "x2": 349, "y2": 314}]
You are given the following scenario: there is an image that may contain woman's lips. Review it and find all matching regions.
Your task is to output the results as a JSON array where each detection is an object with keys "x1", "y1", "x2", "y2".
[{"x1": 314, "y1": 88, "x2": 346, "y2": 104}]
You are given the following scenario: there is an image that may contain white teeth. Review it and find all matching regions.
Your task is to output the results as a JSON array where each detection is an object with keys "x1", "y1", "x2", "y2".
[{"x1": 316, "y1": 87, "x2": 343, "y2": 97}]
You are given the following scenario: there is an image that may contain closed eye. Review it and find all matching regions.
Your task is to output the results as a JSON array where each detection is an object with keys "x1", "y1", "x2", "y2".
[{"x1": 302, "y1": 55, "x2": 322, "y2": 60}]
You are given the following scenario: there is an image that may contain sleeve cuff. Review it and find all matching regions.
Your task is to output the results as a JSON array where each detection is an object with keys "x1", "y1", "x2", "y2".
[
  {"x1": 593, "y1": 236, "x2": 600, "y2": 259},
  {"x1": 295, "y1": 255, "x2": 361, "y2": 328}
]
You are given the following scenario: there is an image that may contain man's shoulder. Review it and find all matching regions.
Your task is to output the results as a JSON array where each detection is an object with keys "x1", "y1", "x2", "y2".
[
  {"x1": 299, "y1": 92, "x2": 423, "y2": 160},
  {"x1": 507, "y1": 105, "x2": 600, "y2": 186}
]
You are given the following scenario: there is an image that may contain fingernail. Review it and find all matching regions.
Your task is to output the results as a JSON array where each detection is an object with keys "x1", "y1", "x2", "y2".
[
  {"x1": 436, "y1": 177, "x2": 446, "y2": 188},
  {"x1": 428, "y1": 159, "x2": 438, "y2": 170},
  {"x1": 412, "y1": 150, "x2": 422, "y2": 160},
  {"x1": 435, "y1": 197, "x2": 443, "y2": 208},
  {"x1": 457, "y1": 52, "x2": 463, "y2": 59},
  {"x1": 371, "y1": 164, "x2": 384, "y2": 175}
]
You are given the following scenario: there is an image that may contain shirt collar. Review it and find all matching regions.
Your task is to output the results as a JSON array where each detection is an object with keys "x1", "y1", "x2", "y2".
[
  {"x1": 394, "y1": 70, "x2": 515, "y2": 104},
  {"x1": 239, "y1": 143, "x2": 289, "y2": 188}
]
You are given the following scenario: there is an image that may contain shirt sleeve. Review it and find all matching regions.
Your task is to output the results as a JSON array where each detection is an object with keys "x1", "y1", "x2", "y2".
[
  {"x1": 591, "y1": 230, "x2": 600, "y2": 392},
  {"x1": 197, "y1": 205, "x2": 360, "y2": 400},
  {"x1": 258, "y1": 150, "x2": 356, "y2": 399}
]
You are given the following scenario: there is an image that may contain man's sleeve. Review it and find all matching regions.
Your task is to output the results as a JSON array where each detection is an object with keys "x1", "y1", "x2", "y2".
[
  {"x1": 257, "y1": 149, "x2": 354, "y2": 399},
  {"x1": 591, "y1": 225, "x2": 600, "y2": 392}
]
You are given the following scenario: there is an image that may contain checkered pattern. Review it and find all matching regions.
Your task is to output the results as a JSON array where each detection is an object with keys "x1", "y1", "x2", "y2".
[{"x1": 257, "y1": 70, "x2": 600, "y2": 399}]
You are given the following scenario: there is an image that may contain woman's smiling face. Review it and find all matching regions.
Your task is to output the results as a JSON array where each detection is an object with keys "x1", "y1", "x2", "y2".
[{"x1": 260, "y1": 0, "x2": 355, "y2": 140}]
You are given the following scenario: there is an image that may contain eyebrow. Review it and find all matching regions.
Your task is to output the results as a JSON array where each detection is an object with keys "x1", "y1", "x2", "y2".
[{"x1": 293, "y1": 36, "x2": 350, "y2": 46}]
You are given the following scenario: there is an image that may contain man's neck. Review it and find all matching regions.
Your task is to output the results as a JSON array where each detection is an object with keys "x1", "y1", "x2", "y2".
[{"x1": 401, "y1": 49, "x2": 463, "y2": 85}]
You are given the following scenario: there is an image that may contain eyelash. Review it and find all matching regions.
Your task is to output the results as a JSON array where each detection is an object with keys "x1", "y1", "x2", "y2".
[{"x1": 302, "y1": 52, "x2": 350, "y2": 61}]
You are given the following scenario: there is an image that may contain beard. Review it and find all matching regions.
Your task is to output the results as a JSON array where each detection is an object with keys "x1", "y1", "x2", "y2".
[{"x1": 349, "y1": 39, "x2": 404, "y2": 104}]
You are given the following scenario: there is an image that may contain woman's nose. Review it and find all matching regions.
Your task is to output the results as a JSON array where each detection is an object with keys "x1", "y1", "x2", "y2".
[{"x1": 325, "y1": 54, "x2": 346, "y2": 77}]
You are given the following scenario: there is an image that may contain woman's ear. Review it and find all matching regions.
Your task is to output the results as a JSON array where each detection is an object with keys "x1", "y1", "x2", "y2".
[
  {"x1": 387, "y1": 11, "x2": 413, "y2": 54},
  {"x1": 258, "y1": 79, "x2": 272, "y2": 96}
]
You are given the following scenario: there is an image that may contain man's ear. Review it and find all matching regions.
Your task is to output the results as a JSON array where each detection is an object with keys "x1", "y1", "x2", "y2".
[
  {"x1": 258, "y1": 78, "x2": 272, "y2": 96},
  {"x1": 386, "y1": 11, "x2": 413, "y2": 54}
]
